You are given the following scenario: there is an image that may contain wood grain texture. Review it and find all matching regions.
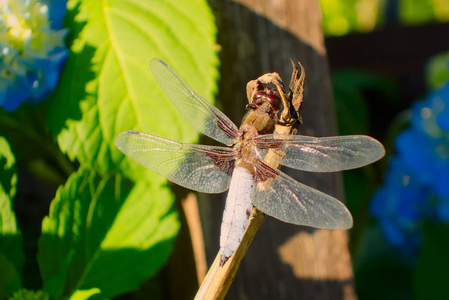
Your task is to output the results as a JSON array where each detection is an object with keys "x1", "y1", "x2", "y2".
[{"x1": 196, "y1": 0, "x2": 356, "y2": 299}]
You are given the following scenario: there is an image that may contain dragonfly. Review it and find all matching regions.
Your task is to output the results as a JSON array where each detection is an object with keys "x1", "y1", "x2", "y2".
[{"x1": 115, "y1": 58, "x2": 385, "y2": 266}]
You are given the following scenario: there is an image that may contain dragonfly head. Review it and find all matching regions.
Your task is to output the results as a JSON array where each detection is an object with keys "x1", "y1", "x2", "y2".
[{"x1": 252, "y1": 87, "x2": 282, "y2": 113}]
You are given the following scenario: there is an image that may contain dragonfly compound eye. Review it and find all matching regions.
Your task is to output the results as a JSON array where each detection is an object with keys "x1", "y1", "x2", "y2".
[
  {"x1": 252, "y1": 91, "x2": 266, "y2": 106},
  {"x1": 266, "y1": 94, "x2": 281, "y2": 111},
  {"x1": 252, "y1": 90, "x2": 281, "y2": 110}
]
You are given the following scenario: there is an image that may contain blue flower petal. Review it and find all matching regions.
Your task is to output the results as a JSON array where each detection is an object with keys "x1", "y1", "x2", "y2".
[
  {"x1": 396, "y1": 130, "x2": 434, "y2": 183},
  {"x1": 437, "y1": 112, "x2": 449, "y2": 131},
  {"x1": 370, "y1": 156, "x2": 431, "y2": 259},
  {"x1": 0, "y1": 0, "x2": 68, "y2": 111},
  {"x1": 45, "y1": 0, "x2": 67, "y2": 29},
  {"x1": 437, "y1": 197, "x2": 449, "y2": 221},
  {"x1": 3, "y1": 78, "x2": 31, "y2": 111},
  {"x1": 435, "y1": 84, "x2": 449, "y2": 131},
  {"x1": 434, "y1": 164, "x2": 449, "y2": 197}
]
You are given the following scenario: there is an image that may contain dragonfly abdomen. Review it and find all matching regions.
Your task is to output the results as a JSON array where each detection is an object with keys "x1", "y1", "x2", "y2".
[{"x1": 219, "y1": 167, "x2": 254, "y2": 266}]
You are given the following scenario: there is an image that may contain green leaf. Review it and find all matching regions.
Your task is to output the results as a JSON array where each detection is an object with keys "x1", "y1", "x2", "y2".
[
  {"x1": 69, "y1": 288, "x2": 101, "y2": 300},
  {"x1": 354, "y1": 224, "x2": 413, "y2": 300},
  {"x1": 9, "y1": 289, "x2": 50, "y2": 300},
  {"x1": 332, "y1": 70, "x2": 399, "y2": 135},
  {"x1": 332, "y1": 77, "x2": 369, "y2": 135},
  {"x1": 0, "y1": 106, "x2": 75, "y2": 185},
  {"x1": 46, "y1": 0, "x2": 219, "y2": 181},
  {"x1": 0, "y1": 254, "x2": 22, "y2": 299},
  {"x1": 399, "y1": 0, "x2": 436, "y2": 25},
  {"x1": 426, "y1": 51, "x2": 449, "y2": 90},
  {"x1": 0, "y1": 136, "x2": 17, "y2": 198},
  {"x1": 38, "y1": 169, "x2": 179, "y2": 299},
  {"x1": 0, "y1": 136, "x2": 23, "y2": 298},
  {"x1": 414, "y1": 223, "x2": 449, "y2": 299}
]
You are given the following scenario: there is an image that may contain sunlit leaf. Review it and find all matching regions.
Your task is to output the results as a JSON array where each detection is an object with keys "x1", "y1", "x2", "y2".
[
  {"x1": 0, "y1": 136, "x2": 17, "y2": 198},
  {"x1": 69, "y1": 288, "x2": 101, "y2": 300},
  {"x1": 46, "y1": 0, "x2": 219, "y2": 180},
  {"x1": 0, "y1": 136, "x2": 23, "y2": 297},
  {"x1": 38, "y1": 169, "x2": 179, "y2": 299}
]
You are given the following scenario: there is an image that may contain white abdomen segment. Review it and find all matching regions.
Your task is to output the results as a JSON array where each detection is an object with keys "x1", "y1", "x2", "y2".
[{"x1": 219, "y1": 167, "x2": 254, "y2": 265}]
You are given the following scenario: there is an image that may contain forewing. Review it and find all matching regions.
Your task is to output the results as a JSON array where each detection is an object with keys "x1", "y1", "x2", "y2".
[
  {"x1": 150, "y1": 59, "x2": 239, "y2": 146},
  {"x1": 251, "y1": 161, "x2": 353, "y2": 229},
  {"x1": 115, "y1": 131, "x2": 235, "y2": 193},
  {"x1": 255, "y1": 134, "x2": 385, "y2": 172}
]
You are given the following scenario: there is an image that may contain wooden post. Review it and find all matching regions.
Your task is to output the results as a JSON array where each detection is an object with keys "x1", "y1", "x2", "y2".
[{"x1": 196, "y1": 0, "x2": 356, "y2": 299}]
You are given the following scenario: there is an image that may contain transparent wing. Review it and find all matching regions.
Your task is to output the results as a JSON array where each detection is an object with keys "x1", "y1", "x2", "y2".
[
  {"x1": 251, "y1": 161, "x2": 353, "y2": 229},
  {"x1": 255, "y1": 134, "x2": 385, "y2": 172},
  {"x1": 150, "y1": 59, "x2": 239, "y2": 146},
  {"x1": 115, "y1": 131, "x2": 235, "y2": 193}
]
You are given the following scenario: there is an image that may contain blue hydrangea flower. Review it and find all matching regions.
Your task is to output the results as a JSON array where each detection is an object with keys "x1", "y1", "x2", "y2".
[
  {"x1": 397, "y1": 83, "x2": 449, "y2": 203},
  {"x1": 371, "y1": 80, "x2": 449, "y2": 258},
  {"x1": 0, "y1": 0, "x2": 68, "y2": 111},
  {"x1": 370, "y1": 156, "x2": 431, "y2": 258}
]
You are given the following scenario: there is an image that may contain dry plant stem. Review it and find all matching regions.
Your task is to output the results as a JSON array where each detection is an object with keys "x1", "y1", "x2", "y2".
[
  {"x1": 194, "y1": 208, "x2": 266, "y2": 300},
  {"x1": 182, "y1": 193, "x2": 208, "y2": 284}
]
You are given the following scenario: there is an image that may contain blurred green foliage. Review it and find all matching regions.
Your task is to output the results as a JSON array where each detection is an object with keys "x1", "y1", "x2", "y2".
[
  {"x1": 320, "y1": 0, "x2": 449, "y2": 36},
  {"x1": 321, "y1": 0, "x2": 383, "y2": 36},
  {"x1": 334, "y1": 50, "x2": 449, "y2": 299},
  {"x1": 400, "y1": 0, "x2": 449, "y2": 25},
  {"x1": 414, "y1": 223, "x2": 449, "y2": 299},
  {"x1": 427, "y1": 51, "x2": 449, "y2": 89}
]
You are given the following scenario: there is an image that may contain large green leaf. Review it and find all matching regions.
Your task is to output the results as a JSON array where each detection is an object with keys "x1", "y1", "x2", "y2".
[
  {"x1": 38, "y1": 169, "x2": 179, "y2": 299},
  {"x1": 0, "y1": 136, "x2": 23, "y2": 298},
  {"x1": 46, "y1": 0, "x2": 219, "y2": 180}
]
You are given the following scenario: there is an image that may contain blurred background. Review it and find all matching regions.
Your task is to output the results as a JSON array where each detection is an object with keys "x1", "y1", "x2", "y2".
[
  {"x1": 1, "y1": 0, "x2": 448, "y2": 299},
  {"x1": 322, "y1": 1, "x2": 449, "y2": 299}
]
